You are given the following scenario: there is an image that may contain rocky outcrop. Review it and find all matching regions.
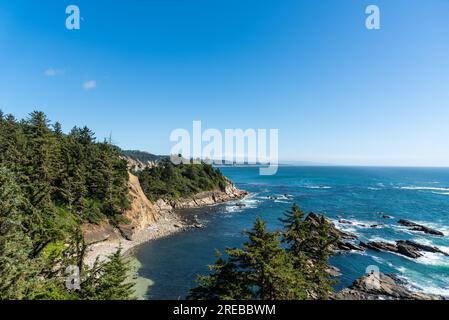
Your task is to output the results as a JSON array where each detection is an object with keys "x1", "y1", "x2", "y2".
[
  {"x1": 82, "y1": 221, "x2": 122, "y2": 245},
  {"x1": 334, "y1": 272, "x2": 444, "y2": 300},
  {"x1": 398, "y1": 240, "x2": 449, "y2": 256},
  {"x1": 153, "y1": 179, "x2": 248, "y2": 211},
  {"x1": 360, "y1": 240, "x2": 448, "y2": 259},
  {"x1": 398, "y1": 219, "x2": 444, "y2": 236},
  {"x1": 123, "y1": 155, "x2": 158, "y2": 171},
  {"x1": 305, "y1": 213, "x2": 364, "y2": 252}
]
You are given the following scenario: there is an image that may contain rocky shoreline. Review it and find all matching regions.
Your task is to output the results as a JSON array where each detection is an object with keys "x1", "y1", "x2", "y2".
[
  {"x1": 303, "y1": 213, "x2": 447, "y2": 300},
  {"x1": 83, "y1": 172, "x2": 446, "y2": 300},
  {"x1": 334, "y1": 272, "x2": 445, "y2": 300}
]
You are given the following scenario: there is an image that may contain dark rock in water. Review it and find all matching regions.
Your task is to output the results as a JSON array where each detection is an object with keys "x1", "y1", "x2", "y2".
[
  {"x1": 334, "y1": 273, "x2": 444, "y2": 300},
  {"x1": 305, "y1": 213, "x2": 362, "y2": 253},
  {"x1": 193, "y1": 224, "x2": 204, "y2": 229},
  {"x1": 336, "y1": 241, "x2": 364, "y2": 252},
  {"x1": 370, "y1": 224, "x2": 382, "y2": 228},
  {"x1": 398, "y1": 219, "x2": 444, "y2": 236},
  {"x1": 360, "y1": 240, "x2": 448, "y2": 259},
  {"x1": 382, "y1": 215, "x2": 393, "y2": 219},
  {"x1": 396, "y1": 241, "x2": 423, "y2": 259},
  {"x1": 359, "y1": 241, "x2": 422, "y2": 259},
  {"x1": 339, "y1": 219, "x2": 353, "y2": 225},
  {"x1": 397, "y1": 240, "x2": 449, "y2": 257},
  {"x1": 360, "y1": 241, "x2": 398, "y2": 253},
  {"x1": 235, "y1": 203, "x2": 246, "y2": 208}
]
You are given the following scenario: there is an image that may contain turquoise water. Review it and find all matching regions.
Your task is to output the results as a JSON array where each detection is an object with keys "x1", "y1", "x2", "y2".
[{"x1": 135, "y1": 166, "x2": 449, "y2": 299}]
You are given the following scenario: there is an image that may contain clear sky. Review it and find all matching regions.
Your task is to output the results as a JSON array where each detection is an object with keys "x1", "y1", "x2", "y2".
[{"x1": 1, "y1": 0, "x2": 449, "y2": 166}]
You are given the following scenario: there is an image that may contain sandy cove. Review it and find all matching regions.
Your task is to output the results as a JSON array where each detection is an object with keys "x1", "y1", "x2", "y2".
[
  {"x1": 84, "y1": 173, "x2": 248, "y2": 267},
  {"x1": 84, "y1": 212, "x2": 188, "y2": 267}
]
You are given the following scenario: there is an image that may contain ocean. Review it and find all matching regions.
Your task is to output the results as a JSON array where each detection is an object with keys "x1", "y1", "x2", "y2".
[{"x1": 134, "y1": 166, "x2": 449, "y2": 299}]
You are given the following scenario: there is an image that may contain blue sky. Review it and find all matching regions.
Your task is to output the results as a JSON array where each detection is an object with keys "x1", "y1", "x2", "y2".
[{"x1": 1, "y1": 0, "x2": 449, "y2": 166}]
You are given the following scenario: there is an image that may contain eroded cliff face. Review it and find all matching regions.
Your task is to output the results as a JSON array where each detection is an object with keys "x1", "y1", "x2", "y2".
[
  {"x1": 117, "y1": 173, "x2": 161, "y2": 240},
  {"x1": 82, "y1": 172, "x2": 247, "y2": 244},
  {"x1": 82, "y1": 172, "x2": 160, "y2": 243}
]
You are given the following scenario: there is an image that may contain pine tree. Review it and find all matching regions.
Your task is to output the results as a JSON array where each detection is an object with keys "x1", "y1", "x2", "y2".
[
  {"x1": 307, "y1": 214, "x2": 337, "y2": 299},
  {"x1": 188, "y1": 251, "x2": 252, "y2": 300},
  {"x1": 0, "y1": 168, "x2": 37, "y2": 299},
  {"x1": 190, "y1": 217, "x2": 309, "y2": 300},
  {"x1": 83, "y1": 248, "x2": 134, "y2": 300},
  {"x1": 279, "y1": 204, "x2": 310, "y2": 260},
  {"x1": 228, "y1": 217, "x2": 307, "y2": 300},
  {"x1": 23, "y1": 111, "x2": 55, "y2": 209}
]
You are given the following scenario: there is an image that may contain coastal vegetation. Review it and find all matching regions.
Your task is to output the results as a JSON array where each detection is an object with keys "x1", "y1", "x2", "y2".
[
  {"x1": 189, "y1": 204, "x2": 336, "y2": 300},
  {"x1": 0, "y1": 110, "x2": 236, "y2": 300},
  {"x1": 0, "y1": 110, "x2": 134, "y2": 300},
  {"x1": 136, "y1": 158, "x2": 228, "y2": 202}
]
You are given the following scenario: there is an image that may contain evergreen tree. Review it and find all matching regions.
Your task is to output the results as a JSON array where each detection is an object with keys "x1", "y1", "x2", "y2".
[
  {"x1": 307, "y1": 214, "x2": 337, "y2": 299},
  {"x1": 81, "y1": 248, "x2": 134, "y2": 300},
  {"x1": 0, "y1": 168, "x2": 38, "y2": 299},
  {"x1": 190, "y1": 217, "x2": 309, "y2": 300},
  {"x1": 188, "y1": 251, "x2": 252, "y2": 300}
]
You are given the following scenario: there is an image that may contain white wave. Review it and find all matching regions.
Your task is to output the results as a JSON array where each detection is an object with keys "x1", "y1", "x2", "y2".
[
  {"x1": 367, "y1": 236, "x2": 396, "y2": 244},
  {"x1": 224, "y1": 194, "x2": 260, "y2": 213},
  {"x1": 416, "y1": 252, "x2": 449, "y2": 268},
  {"x1": 432, "y1": 192, "x2": 449, "y2": 196},
  {"x1": 275, "y1": 194, "x2": 293, "y2": 201},
  {"x1": 331, "y1": 223, "x2": 360, "y2": 237},
  {"x1": 438, "y1": 246, "x2": 449, "y2": 255},
  {"x1": 332, "y1": 218, "x2": 381, "y2": 230},
  {"x1": 396, "y1": 266, "x2": 408, "y2": 273},
  {"x1": 403, "y1": 277, "x2": 449, "y2": 297},
  {"x1": 399, "y1": 186, "x2": 449, "y2": 191},
  {"x1": 371, "y1": 255, "x2": 398, "y2": 268},
  {"x1": 274, "y1": 200, "x2": 290, "y2": 204},
  {"x1": 304, "y1": 185, "x2": 332, "y2": 189}
]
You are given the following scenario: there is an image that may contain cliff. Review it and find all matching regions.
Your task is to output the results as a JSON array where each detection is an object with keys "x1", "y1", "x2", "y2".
[
  {"x1": 154, "y1": 177, "x2": 247, "y2": 211},
  {"x1": 82, "y1": 172, "x2": 247, "y2": 245}
]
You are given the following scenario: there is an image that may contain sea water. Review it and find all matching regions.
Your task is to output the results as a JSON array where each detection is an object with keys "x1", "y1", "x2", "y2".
[{"x1": 135, "y1": 166, "x2": 449, "y2": 299}]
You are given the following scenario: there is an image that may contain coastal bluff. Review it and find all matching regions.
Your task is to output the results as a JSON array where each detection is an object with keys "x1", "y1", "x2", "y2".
[{"x1": 82, "y1": 172, "x2": 247, "y2": 247}]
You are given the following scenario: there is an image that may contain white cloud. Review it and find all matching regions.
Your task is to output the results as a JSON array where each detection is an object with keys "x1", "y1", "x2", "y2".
[
  {"x1": 44, "y1": 68, "x2": 64, "y2": 77},
  {"x1": 83, "y1": 80, "x2": 97, "y2": 90}
]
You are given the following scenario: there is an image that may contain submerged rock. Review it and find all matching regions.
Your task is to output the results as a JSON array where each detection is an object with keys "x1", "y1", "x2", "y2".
[{"x1": 398, "y1": 219, "x2": 444, "y2": 236}]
